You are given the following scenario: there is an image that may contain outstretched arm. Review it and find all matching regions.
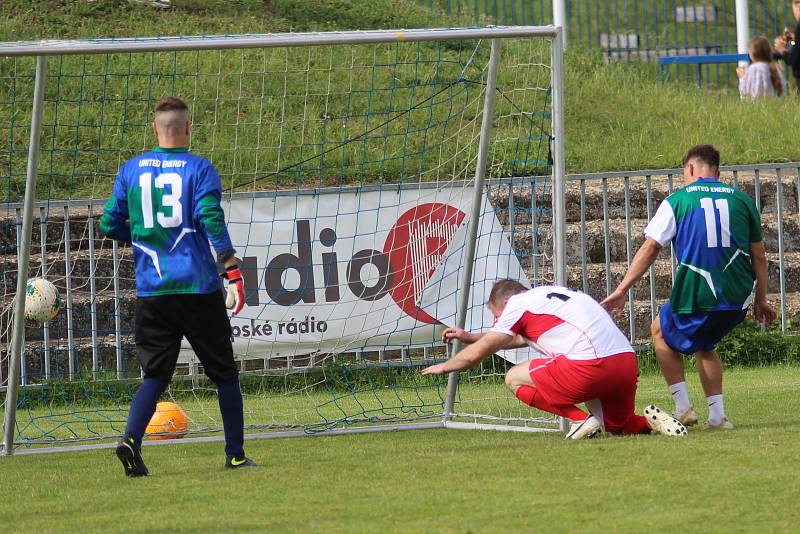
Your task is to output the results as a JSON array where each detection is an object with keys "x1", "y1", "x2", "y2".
[
  {"x1": 601, "y1": 238, "x2": 662, "y2": 313},
  {"x1": 441, "y1": 327, "x2": 526, "y2": 348},
  {"x1": 422, "y1": 332, "x2": 514, "y2": 375}
]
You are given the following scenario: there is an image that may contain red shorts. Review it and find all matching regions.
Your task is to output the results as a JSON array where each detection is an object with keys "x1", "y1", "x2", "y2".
[{"x1": 529, "y1": 352, "x2": 643, "y2": 434}]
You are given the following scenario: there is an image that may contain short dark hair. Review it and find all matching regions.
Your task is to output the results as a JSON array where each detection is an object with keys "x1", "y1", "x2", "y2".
[
  {"x1": 682, "y1": 144, "x2": 720, "y2": 169},
  {"x1": 154, "y1": 96, "x2": 189, "y2": 114},
  {"x1": 487, "y1": 279, "x2": 528, "y2": 307}
]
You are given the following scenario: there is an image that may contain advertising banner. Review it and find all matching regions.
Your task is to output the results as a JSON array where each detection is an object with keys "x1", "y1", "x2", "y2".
[{"x1": 181, "y1": 185, "x2": 531, "y2": 361}]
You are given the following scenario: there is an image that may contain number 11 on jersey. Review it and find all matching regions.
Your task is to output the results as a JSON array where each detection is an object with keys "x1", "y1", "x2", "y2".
[{"x1": 699, "y1": 197, "x2": 730, "y2": 248}]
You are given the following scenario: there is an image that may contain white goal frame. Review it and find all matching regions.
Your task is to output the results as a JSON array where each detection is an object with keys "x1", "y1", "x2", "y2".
[{"x1": 1, "y1": 26, "x2": 566, "y2": 455}]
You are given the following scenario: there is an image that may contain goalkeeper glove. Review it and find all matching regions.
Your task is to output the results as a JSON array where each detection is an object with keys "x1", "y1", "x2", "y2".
[{"x1": 222, "y1": 265, "x2": 245, "y2": 316}]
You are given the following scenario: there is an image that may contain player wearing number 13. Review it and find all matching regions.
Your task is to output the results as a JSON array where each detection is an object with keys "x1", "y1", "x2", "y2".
[
  {"x1": 100, "y1": 97, "x2": 255, "y2": 476},
  {"x1": 602, "y1": 145, "x2": 776, "y2": 430}
]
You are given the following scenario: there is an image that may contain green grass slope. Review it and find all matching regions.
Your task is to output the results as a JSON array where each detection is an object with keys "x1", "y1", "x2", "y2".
[{"x1": 0, "y1": 0, "x2": 798, "y2": 197}]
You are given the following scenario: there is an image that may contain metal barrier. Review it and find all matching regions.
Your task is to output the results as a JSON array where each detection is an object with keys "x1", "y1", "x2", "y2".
[
  {"x1": 0, "y1": 174, "x2": 555, "y2": 385},
  {"x1": 3, "y1": 161, "x2": 797, "y2": 388},
  {"x1": 658, "y1": 52, "x2": 748, "y2": 87},
  {"x1": 566, "y1": 162, "x2": 800, "y2": 342}
]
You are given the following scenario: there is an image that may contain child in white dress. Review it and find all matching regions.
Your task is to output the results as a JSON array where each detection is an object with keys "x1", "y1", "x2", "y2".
[{"x1": 737, "y1": 36, "x2": 785, "y2": 99}]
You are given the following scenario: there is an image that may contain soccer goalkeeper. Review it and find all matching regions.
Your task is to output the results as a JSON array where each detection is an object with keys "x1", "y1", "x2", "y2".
[
  {"x1": 422, "y1": 280, "x2": 686, "y2": 439},
  {"x1": 100, "y1": 96, "x2": 255, "y2": 476}
]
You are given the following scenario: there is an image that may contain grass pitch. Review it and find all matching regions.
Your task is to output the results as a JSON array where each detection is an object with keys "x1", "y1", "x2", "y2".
[{"x1": 1, "y1": 366, "x2": 798, "y2": 533}]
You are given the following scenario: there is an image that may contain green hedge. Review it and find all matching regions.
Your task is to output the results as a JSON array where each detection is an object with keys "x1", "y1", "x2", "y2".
[{"x1": 636, "y1": 320, "x2": 800, "y2": 372}]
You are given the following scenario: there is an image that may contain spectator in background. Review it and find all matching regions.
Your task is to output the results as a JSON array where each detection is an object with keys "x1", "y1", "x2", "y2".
[
  {"x1": 737, "y1": 36, "x2": 784, "y2": 100},
  {"x1": 774, "y1": 0, "x2": 800, "y2": 94}
]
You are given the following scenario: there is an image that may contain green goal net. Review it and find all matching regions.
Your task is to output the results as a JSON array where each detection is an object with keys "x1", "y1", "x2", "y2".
[{"x1": 1, "y1": 28, "x2": 562, "y2": 450}]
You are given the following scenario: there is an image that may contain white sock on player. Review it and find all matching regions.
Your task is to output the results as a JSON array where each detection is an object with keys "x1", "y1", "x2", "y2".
[
  {"x1": 707, "y1": 394, "x2": 725, "y2": 426},
  {"x1": 668, "y1": 381, "x2": 692, "y2": 413}
]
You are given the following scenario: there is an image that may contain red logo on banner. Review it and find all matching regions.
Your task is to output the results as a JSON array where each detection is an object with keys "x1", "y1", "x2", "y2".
[{"x1": 384, "y1": 203, "x2": 465, "y2": 324}]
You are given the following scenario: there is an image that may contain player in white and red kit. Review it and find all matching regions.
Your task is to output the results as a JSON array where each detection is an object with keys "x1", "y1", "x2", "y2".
[{"x1": 422, "y1": 280, "x2": 687, "y2": 439}]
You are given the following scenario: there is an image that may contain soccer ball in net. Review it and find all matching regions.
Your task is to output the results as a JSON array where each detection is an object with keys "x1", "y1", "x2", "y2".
[
  {"x1": 145, "y1": 401, "x2": 189, "y2": 440},
  {"x1": 24, "y1": 278, "x2": 62, "y2": 324}
]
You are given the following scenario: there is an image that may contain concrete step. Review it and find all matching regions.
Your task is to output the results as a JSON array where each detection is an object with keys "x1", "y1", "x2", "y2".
[
  {"x1": 510, "y1": 213, "x2": 800, "y2": 263},
  {"x1": 490, "y1": 173, "x2": 800, "y2": 224},
  {"x1": 1, "y1": 212, "x2": 794, "y2": 296},
  {"x1": 0, "y1": 205, "x2": 105, "y2": 256},
  {"x1": 10, "y1": 334, "x2": 140, "y2": 383},
  {"x1": 6, "y1": 257, "x2": 799, "y2": 346},
  {"x1": 1, "y1": 248, "x2": 136, "y2": 294},
  {"x1": 1, "y1": 172, "x2": 796, "y2": 253},
  {"x1": 14, "y1": 290, "x2": 137, "y2": 344},
  {"x1": 524, "y1": 252, "x2": 800, "y2": 304}
]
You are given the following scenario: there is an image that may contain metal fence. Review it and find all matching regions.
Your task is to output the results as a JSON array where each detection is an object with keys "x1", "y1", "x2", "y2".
[
  {"x1": 0, "y1": 173, "x2": 555, "y2": 386},
  {"x1": 426, "y1": 1, "x2": 797, "y2": 89},
  {"x1": 565, "y1": 161, "x2": 799, "y2": 342},
  {"x1": 3, "y1": 161, "x2": 797, "y2": 387}
]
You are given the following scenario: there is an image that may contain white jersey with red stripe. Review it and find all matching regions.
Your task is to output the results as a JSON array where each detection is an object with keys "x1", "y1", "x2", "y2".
[{"x1": 489, "y1": 286, "x2": 633, "y2": 360}]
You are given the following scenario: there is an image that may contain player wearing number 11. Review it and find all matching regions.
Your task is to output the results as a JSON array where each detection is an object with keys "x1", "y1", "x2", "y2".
[
  {"x1": 602, "y1": 144, "x2": 776, "y2": 430},
  {"x1": 100, "y1": 97, "x2": 255, "y2": 476}
]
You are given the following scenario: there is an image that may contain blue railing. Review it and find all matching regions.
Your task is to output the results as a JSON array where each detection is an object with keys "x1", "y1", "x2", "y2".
[
  {"x1": 424, "y1": 1, "x2": 796, "y2": 90},
  {"x1": 658, "y1": 52, "x2": 748, "y2": 87}
]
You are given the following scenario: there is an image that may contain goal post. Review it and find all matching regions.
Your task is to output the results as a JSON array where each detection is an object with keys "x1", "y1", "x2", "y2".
[{"x1": 0, "y1": 26, "x2": 565, "y2": 454}]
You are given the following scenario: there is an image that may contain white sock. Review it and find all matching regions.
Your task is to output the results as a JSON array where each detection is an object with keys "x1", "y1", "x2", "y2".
[
  {"x1": 668, "y1": 382, "x2": 692, "y2": 413},
  {"x1": 707, "y1": 394, "x2": 725, "y2": 425}
]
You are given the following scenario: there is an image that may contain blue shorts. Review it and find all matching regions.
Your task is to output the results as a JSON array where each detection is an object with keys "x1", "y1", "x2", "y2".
[{"x1": 658, "y1": 303, "x2": 747, "y2": 355}]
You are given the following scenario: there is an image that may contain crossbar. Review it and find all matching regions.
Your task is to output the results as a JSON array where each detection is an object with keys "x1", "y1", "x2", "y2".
[{"x1": 0, "y1": 26, "x2": 557, "y2": 57}]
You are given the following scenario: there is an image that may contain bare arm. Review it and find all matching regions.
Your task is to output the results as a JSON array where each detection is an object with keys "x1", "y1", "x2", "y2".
[
  {"x1": 422, "y1": 332, "x2": 514, "y2": 375},
  {"x1": 503, "y1": 335, "x2": 528, "y2": 349},
  {"x1": 441, "y1": 327, "x2": 526, "y2": 349},
  {"x1": 750, "y1": 241, "x2": 777, "y2": 324},
  {"x1": 601, "y1": 238, "x2": 662, "y2": 313}
]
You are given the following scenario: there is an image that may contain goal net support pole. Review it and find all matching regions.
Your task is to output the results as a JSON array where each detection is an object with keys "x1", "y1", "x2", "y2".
[
  {"x1": 3, "y1": 56, "x2": 47, "y2": 456},
  {"x1": 443, "y1": 28, "x2": 568, "y2": 433},
  {"x1": 550, "y1": 28, "x2": 569, "y2": 432},
  {"x1": 442, "y1": 38, "x2": 500, "y2": 424}
]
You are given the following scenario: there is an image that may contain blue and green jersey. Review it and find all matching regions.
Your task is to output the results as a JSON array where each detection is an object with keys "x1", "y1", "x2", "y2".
[
  {"x1": 645, "y1": 177, "x2": 763, "y2": 313},
  {"x1": 100, "y1": 147, "x2": 234, "y2": 296}
]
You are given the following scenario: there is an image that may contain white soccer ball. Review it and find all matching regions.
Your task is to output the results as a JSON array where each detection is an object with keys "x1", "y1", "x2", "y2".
[{"x1": 24, "y1": 278, "x2": 61, "y2": 324}]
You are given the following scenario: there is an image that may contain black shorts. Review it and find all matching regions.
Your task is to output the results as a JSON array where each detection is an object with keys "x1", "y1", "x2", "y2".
[{"x1": 134, "y1": 291, "x2": 237, "y2": 384}]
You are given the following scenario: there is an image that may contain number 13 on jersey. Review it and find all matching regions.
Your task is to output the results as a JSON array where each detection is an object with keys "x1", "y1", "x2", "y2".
[{"x1": 139, "y1": 172, "x2": 183, "y2": 229}]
